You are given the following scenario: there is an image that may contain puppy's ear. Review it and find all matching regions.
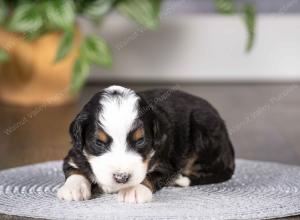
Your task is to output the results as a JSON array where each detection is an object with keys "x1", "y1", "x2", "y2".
[
  {"x1": 69, "y1": 111, "x2": 88, "y2": 151},
  {"x1": 152, "y1": 118, "x2": 167, "y2": 149}
]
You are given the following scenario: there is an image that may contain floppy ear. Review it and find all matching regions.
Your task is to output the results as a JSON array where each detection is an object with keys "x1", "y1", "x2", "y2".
[
  {"x1": 69, "y1": 111, "x2": 88, "y2": 151},
  {"x1": 153, "y1": 119, "x2": 161, "y2": 146},
  {"x1": 152, "y1": 117, "x2": 167, "y2": 149}
]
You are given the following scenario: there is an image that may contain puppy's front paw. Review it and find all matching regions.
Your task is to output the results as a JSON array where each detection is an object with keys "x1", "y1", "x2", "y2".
[
  {"x1": 117, "y1": 184, "x2": 152, "y2": 203},
  {"x1": 57, "y1": 174, "x2": 91, "y2": 201}
]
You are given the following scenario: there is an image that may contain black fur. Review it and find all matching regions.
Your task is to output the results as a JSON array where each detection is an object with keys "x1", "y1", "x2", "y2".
[{"x1": 63, "y1": 88, "x2": 235, "y2": 193}]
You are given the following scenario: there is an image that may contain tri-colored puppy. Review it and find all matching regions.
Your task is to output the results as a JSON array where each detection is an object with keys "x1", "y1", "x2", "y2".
[{"x1": 57, "y1": 85, "x2": 235, "y2": 203}]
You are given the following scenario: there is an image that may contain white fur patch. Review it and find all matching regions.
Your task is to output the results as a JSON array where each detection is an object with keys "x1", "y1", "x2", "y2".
[
  {"x1": 87, "y1": 86, "x2": 146, "y2": 192},
  {"x1": 68, "y1": 159, "x2": 78, "y2": 169},
  {"x1": 117, "y1": 184, "x2": 153, "y2": 203},
  {"x1": 100, "y1": 86, "x2": 139, "y2": 154},
  {"x1": 89, "y1": 150, "x2": 147, "y2": 193},
  {"x1": 105, "y1": 85, "x2": 129, "y2": 93},
  {"x1": 174, "y1": 174, "x2": 191, "y2": 187},
  {"x1": 57, "y1": 175, "x2": 91, "y2": 201}
]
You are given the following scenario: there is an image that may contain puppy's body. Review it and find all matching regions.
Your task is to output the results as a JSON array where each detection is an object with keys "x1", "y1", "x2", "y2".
[
  {"x1": 139, "y1": 89, "x2": 235, "y2": 188},
  {"x1": 57, "y1": 86, "x2": 235, "y2": 203}
]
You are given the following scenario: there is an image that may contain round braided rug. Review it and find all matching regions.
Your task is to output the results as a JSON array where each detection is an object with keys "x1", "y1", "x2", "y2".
[{"x1": 0, "y1": 159, "x2": 300, "y2": 220}]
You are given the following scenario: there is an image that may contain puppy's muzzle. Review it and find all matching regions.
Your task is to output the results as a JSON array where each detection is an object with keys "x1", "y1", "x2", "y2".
[{"x1": 113, "y1": 172, "x2": 131, "y2": 184}]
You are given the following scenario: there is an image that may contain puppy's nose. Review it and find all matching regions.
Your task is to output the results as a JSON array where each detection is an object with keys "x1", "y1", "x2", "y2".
[{"x1": 113, "y1": 172, "x2": 131, "y2": 184}]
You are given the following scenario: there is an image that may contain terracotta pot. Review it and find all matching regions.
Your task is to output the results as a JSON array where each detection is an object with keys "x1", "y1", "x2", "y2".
[{"x1": 0, "y1": 27, "x2": 81, "y2": 106}]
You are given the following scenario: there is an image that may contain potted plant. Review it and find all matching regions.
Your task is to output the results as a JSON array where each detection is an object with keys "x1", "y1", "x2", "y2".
[
  {"x1": 0, "y1": 0, "x2": 161, "y2": 106},
  {"x1": 0, "y1": 0, "x2": 255, "y2": 106}
]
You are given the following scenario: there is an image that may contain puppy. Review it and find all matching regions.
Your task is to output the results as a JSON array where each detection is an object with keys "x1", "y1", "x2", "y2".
[{"x1": 57, "y1": 85, "x2": 235, "y2": 203}]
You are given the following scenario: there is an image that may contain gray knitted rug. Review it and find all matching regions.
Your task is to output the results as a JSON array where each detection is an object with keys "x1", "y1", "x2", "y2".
[{"x1": 0, "y1": 159, "x2": 300, "y2": 220}]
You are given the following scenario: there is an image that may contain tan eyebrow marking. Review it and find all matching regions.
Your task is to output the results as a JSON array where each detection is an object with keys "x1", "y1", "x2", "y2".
[
  {"x1": 98, "y1": 130, "x2": 108, "y2": 143},
  {"x1": 133, "y1": 127, "x2": 144, "y2": 141}
]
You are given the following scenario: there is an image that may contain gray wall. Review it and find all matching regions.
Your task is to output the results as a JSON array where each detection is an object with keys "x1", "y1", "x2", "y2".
[{"x1": 163, "y1": 0, "x2": 300, "y2": 14}]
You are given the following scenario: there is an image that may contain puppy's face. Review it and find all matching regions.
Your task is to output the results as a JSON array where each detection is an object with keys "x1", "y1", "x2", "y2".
[{"x1": 73, "y1": 86, "x2": 155, "y2": 192}]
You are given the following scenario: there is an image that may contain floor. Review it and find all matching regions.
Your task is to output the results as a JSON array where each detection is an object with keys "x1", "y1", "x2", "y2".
[{"x1": 0, "y1": 83, "x2": 300, "y2": 219}]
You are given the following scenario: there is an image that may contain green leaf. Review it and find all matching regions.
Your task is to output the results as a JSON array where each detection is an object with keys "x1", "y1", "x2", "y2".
[
  {"x1": 0, "y1": 0, "x2": 8, "y2": 24},
  {"x1": 214, "y1": 0, "x2": 235, "y2": 14},
  {"x1": 81, "y1": 36, "x2": 112, "y2": 67},
  {"x1": 0, "y1": 49, "x2": 9, "y2": 62},
  {"x1": 71, "y1": 58, "x2": 90, "y2": 94},
  {"x1": 244, "y1": 4, "x2": 256, "y2": 52},
  {"x1": 82, "y1": 0, "x2": 113, "y2": 22},
  {"x1": 24, "y1": 30, "x2": 42, "y2": 41},
  {"x1": 8, "y1": 2, "x2": 43, "y2": 33},
  {"x1": 71, "y1": 35, "x2": 112, "y2": 93},
  {"x1": 55, "y1": 30, "x2": 74, "y2": 62},
  {"x1": 45, "y1": 0, "x2": 75, "y2": 30},
  {"x1": 117, "y1": 0, "x2": 161, "y2": 29}
]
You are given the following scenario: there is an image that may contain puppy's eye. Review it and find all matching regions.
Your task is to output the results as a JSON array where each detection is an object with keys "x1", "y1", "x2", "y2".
[
  {"x1": 135, "y1": 137, "x2": 145, "y2": 146},
  {"x1": 96, "y1": 139, "x2": 106, "y2": 146},
  {"x1": 96, "y1": 130, "x2": 109, "y2": 147},
  {"x1": 132, "y1": 127, "x2": 145, "y2": 147}
]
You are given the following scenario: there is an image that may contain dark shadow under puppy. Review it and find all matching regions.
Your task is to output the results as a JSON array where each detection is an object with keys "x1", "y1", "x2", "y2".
[{"x1": 57, "y1": 85, "x2": 235, "y2": 203}]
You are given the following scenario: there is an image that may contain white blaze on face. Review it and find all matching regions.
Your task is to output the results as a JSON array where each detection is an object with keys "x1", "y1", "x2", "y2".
[{"x1": 88, "y1": 86, "x2": 147, "y2": 193}]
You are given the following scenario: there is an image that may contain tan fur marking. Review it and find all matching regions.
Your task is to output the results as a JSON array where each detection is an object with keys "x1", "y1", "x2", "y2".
[
  {"x1": 143, "y1": 156, "x2": 151, "y2": 171},
  {"x1": 141, "y1": 178, "x2": 154, "y2": 192},
  {"x1": 67, "y1": 170, "x2": 85, "y2": 177},
  {"x1": 141, "y1": 155, "x2": 155, "y2": 192},
  {"x1": 133, "y1": 127, "x2": 144, "y2": 141},
  {"x1": 182, "y1": 153, "x2": 200, "y2": 177},
  {"x1": 98, "y1": 130, "x2": 108, "y2": 143}
]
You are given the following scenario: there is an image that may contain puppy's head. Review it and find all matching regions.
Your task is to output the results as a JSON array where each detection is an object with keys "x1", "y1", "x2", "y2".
[{"x1": 70, "y1": 85, "x2": 157, "y2": 192}]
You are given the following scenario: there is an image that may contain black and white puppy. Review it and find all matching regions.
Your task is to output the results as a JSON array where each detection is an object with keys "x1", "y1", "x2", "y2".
[{"x1": 57, "y1": 85, "x2": 235, "y2": 203}]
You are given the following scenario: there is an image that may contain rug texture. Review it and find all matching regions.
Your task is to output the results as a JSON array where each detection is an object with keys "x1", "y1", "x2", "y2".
[{"x1": 0, "y1": 159, "x2": 299, "y2": 220}]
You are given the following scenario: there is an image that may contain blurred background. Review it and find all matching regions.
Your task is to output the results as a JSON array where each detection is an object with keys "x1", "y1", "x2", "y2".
[{"x1": 0, "y1": 0, "x2": 300, "y2": 171}]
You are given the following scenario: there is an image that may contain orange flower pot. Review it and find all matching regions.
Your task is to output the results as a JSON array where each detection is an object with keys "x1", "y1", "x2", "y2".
[{"x1": 0, "y1": 27, "x2": 81, "y2": 106}]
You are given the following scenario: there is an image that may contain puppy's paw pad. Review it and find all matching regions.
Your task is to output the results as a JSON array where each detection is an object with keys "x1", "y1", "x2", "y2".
[
  {"x1": 57, "y1": 175, "x2": 91, "y2": 201},
  {"x1": 117, "y1": 184, "x2": 152, "y2": 203},
  {"x1": 174, "y1": 175, "x2": 190, "y2": 187}
]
